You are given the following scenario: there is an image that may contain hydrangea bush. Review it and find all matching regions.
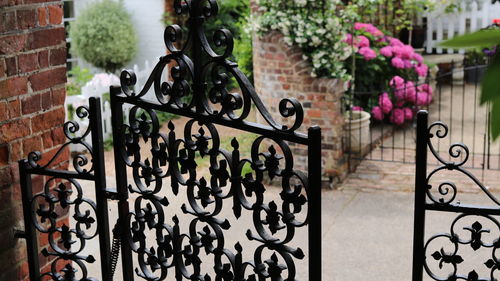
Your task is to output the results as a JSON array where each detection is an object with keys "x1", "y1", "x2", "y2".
[{"x1": 347, "y1": 23, "x2": 433, "y2": 125}]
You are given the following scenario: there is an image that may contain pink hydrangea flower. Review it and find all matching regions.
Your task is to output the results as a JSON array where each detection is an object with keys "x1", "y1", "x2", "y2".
[
  {"x1": 379, "y1": 92, "x2": 393, "y2": 114},
  {"x1": 371, "y1": 106, "x2": 384, "y2": 121},
  {"x1": 359, "y1": 47, "x2": 377, "y2": 61},
  {"x1": 390, "y1": 108, "x2": 405, "y2": 125},
  {"x1": 403, "y1": 107, "x2": 413, "y2": 121},
  {"x1": 416, "y1": 92, "x2": 432, "y2": 106},
  {"x1": 357, "y1": 36, "x2": 370, "y2": 48},
  {"x1": 352, "y1": 106, "x2": 363, "y2": 111},
  {"x1": 412, "y1": 53, "x2": 424, "y2": 64},
  {"x1": 401, "y1": 45, "x2": 414, "y2": 60},
  {"x1": 394, "y1": 81, "x2": 415, "y2": 101},
  {"x1": 395, "y1": 100, "x2": 405, "y2": 107},
  {"x1": 354, "y1": 23, "x2": 368, "y2": 30},
  {"x1": 418, "y1": 84, "x2": 433, "y2": 96},
  {"x1": 380, "y1": 46, "x2": 393, "y2": 57},
  {"x1": 415, "y1": 63, "x2": 429, "y2": 77},
  {"x1": 390, "y1": 76, "x2": 405, "y2": 88},
  {"x1": 391, "y1": 57, "x2": 405, "y2": 69},
  {"x1": 390, "y1": 37, "x2": 404, "y2": 47},
  {"x1": 405, "y1": 88, "x2": 417, "y2": 104},
  {"x1": 404, "y1": 59, "x2": 413, "y2": 69},
  {"x1": 344, "y1": 34, "x2": 354, "y2": 45}
]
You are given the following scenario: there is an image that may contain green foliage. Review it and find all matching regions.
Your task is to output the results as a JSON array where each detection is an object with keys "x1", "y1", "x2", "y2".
[
  {"x1": 104, "y1": 138, "x2": 114, "y2": 151},
  {"x1": 66, "y1": 66, "x2": 93, "y2": 96},
  {"x1": 164, "y1": 0, "x2": 253, "y2": 80},
  {"x1": 442, "y1": 28, "x2": 500, "y2": 139},
  {"x1": 69, "y1": 0, "x2": 138, "y2": 73}
]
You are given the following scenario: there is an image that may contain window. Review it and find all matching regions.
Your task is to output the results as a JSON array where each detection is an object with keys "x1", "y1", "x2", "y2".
[{"x1": 63, "y1": 0, "x2": 77, "y2": 70}]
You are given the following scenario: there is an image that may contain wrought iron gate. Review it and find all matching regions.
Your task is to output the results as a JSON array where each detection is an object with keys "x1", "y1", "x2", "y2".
[
  {"x1": 412, "y1": 110, "x2": 500, "y2": 281},
  {"x1": 16, "y1": 1, "x2": 322, "y2": 280}
]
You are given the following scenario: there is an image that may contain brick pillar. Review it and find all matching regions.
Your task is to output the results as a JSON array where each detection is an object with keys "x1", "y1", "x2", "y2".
[
  {"x1": 0, "y1": 0, "x2": 68, "y2": 280},
  {"x1": 253, "y1": 31, "x2": 348, "y2": 187}
]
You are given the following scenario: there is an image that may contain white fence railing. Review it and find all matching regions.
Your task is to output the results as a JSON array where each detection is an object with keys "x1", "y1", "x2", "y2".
[
  {"x1": 65, "y1": 61, "x2": 155, "y2": 152},
  {"x1": 425, "y1": 0, "x2": 500, "y2": 54}
]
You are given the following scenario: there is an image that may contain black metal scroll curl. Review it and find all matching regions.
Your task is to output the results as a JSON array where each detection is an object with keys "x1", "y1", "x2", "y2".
[
  {"x1": 32, "y1": 177, "x2": 98, "y2": 281},
  {"x1": 426, "y1": 121, "x2": 500, "y2": 206},
  {"x1": 116, "y1": 0, "x2": 304, "y2": 133},
  {"x1": 27, "y1": 105, "x2": 94, "y2": 175},
  {"x1": 117, "y1": 103, "x2": 309, "y2": 281},
  {"x1": 423, "y1": 214, "x2": 500, "y2": 281}
]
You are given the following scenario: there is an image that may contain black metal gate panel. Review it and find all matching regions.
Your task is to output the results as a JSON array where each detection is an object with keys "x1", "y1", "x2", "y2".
[
  {"x1": 17, "y1": 1, "x2": 322, "y2": 280},
  {"x1": 412, "y1": 111, "x2": 500, "y2": 281},
  {"x1": 18, "y1": 98, "x2": 112, "y2": 280}
]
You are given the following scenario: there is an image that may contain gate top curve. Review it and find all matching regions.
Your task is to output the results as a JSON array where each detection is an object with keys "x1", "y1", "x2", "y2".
[
  {"x1": 110, "y1": 1, "x2": 322, "y2": 281},
  {"x1": 115, "y1": 0, "x2": 307, "y2": 144}
]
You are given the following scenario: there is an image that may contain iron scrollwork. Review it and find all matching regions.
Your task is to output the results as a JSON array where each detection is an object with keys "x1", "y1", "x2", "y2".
[
  {"x1": 113, "y1": 0, "x2": 314, "y2": 280},
  {"x1": 119, "y1": 107, "x2": 309, "y2": 281},
  {"x1": 420, "y1": 118, "x2": 500, "y2": 281}
]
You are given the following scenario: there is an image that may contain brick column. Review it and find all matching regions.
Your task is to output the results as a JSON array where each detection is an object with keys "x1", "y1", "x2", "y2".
[
  {"x1": 253, "y1": 31, "x2": 348, "y2": 187},
  {"x1": 0, "y1": 0, "x2": 68, "y2": 280}
]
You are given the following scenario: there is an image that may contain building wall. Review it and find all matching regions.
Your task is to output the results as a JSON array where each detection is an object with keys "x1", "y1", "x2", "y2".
[
  {"x1": 0, "y1": 0, "x2": 68, "y2": 279},
  {"x1": 74, "y1": 0, "x2": 166, "y2": 72},
  {"x1": 253, "y1": 31, "x2": 348, "y2": 186}
]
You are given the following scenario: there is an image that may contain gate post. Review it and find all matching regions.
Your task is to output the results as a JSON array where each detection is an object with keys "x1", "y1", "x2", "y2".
[
  {"x1": 308, "y1": 126, "x2": 322, "y2": 281},
  {"x1": 412, "y1": 110, "x2": 428, "y2": 281},
  {"x1": 18, "y1": 160, "x2": 41, "y2": 281},
  {"x1": 88, "y1": 97, "x2": 112, "y2": 281},
  {"x1": 110, "y1": 86, "x2": 135, "y2": 281}
]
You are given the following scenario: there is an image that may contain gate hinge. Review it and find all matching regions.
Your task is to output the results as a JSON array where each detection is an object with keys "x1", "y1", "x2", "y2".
[
  {"x1": 13, "y1": 229, "x2": 26, "y2": 239},
  {"x1": 105, "y1": 188, "x2": 127, "y2": 200}
]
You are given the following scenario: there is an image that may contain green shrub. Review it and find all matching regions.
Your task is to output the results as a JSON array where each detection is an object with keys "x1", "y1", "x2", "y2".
[
  {"x1": 164, "y1": 0, "x2": 253, "y2": 81},
  {"x1": 66, "y1": 66, "x2": 93, "y2": 96},
  {"x1": 69, "y1": 0, "x2": 137, "y2": 73}
]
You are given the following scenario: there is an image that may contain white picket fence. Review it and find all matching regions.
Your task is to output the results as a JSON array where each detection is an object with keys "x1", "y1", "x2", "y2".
[
  {"x1": 65, "y1": 61, "x2": 155, "y2": 152},
  {"x1": 425, "y1": 0, "x2": 500, "y2": 54}
]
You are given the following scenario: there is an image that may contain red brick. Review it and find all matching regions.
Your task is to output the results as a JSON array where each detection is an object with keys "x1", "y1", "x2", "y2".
[
  {"x1": 16, "y1": 260, "x2": 29, "y2": 281},
  {"x1": 37, "y1": 7, "x2": 47, "y2": 27},
  {"x1": 0, "y1": 102, "x2": 6, "y2": 120},
  {"x1": 0, "y1": 146, "x2": 7, "y2": 166},
  {"x1": 18, "y1": 52, "x2": 38, "y2": 73},
  {"x1": 42, "y1": 131, "x2": 52, "y2": 149},
  {"x1": 48, "y1": 5, "x2": 63, "y2": 25},
  {"x1": 22, "y1": 135, "x2": 42, "y2": 154},
  {"x1": 51, "y1": 87, "x2": 65, "y2": 106},
  {"x1": 9, "y1": 141, "x2": 21, "y2": 162},
  {"x1": 28, "y1": 28, "x2": 65, "y2": 50},
  {"x1": 0, "y1": 58, "x2": 5, "y2": 78},
  {"x1": 41, "y1": 91, "x2": 51, "y2": 110},
  {"x1": 9, "y1": 162, "x2": 18, "y2": 183},
  {"x1": 37, "y1": 145, "x2": 69, "y2": 167},
  {"x1": 0, "y1": 11, "x2": 16, "y2": 33},
  {"x1": 7, "y1": 99, "x2": 20, "y2": 119},
  {"x1": 0, "y1": 166, "x2": 11, "y2": 186},
  {"x1": 51, "y1": 126, "x2": 65, "y2": 145},
  {"x1": 0, "y1": 118, "x2": 30, "y2": 143},
  {"x1": 5, "y1": 56, "x2": 17, "y2": 76},
  {"x1": 0, "y1": 34, "x2": 27, "y2": 55},
  {"x1": 17, "y1": 9, "x2": 36, "y2": 29},
  {"x1": 0, "y1": 76, "x2": 28, "y2": 98},
  {"x1": 24, "y1": 0, "x2": 52, "y2": 3},
  {"x1": 28, "y1": 67, "x2": 66, "y2": 92},
  {"x1": 49, "y1": 47, "x2": 66, "y2": 66},
  {"x1": 30, "y1": 107, "x2": 65, "y2": 133},
  {"x1": 38, "y1": 50, "x2": 49, "y2": 68},
  {"x1": 21, "y1": 94, "x2": 41, "y2": 114}
]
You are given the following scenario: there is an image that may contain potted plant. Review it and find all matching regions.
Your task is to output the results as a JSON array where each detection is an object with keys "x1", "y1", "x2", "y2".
[
  {"x1": 464, "y1": 47, "x2": 496, "y2": 83},
  {"x1": 344, "y1": 108, "x2": 371, "y2": 153}
]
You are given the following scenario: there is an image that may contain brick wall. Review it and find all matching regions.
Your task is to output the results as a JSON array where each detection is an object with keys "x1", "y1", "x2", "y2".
[
  {"x1": 0, "y1": 0, "x2": 68, "y2": 280},
  {"x1": 253, "y1": 31, "x2": 348, "y2": 186}
]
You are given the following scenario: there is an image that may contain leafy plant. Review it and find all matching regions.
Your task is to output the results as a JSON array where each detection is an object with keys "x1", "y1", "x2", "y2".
[
  {"x1": 69, "y1": 0, "x2": 137, "y2": 73},
  {"x1": 442, "y1": 26, "x2": 500, "y2": 139},
  {"x1": 164, "y1": 0, "x2": 253, "y2": 80},
  {"x1": 66, "y1": 66, "x2": 93, "y2": 96}
]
